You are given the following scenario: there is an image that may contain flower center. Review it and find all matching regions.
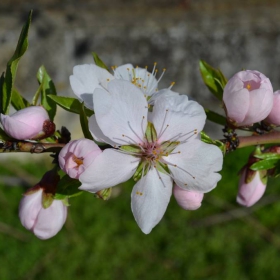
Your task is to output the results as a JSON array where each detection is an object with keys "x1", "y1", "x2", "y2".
[
  {"x1": 243, "y1": 80, "x2": 261, "y2": 91},
  {"x1": 72, "y1": 155, "x2": 84, "y2": 169}
]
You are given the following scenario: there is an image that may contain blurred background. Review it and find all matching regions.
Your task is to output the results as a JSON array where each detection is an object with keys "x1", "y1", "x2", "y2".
[{"x1": 1, "y1": 0, "x2": 280, "y2": 279}]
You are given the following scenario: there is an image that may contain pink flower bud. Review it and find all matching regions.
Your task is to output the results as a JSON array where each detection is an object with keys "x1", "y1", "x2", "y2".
[
  {"x1": 173, "y1": 185, "x2": 204, "y2": 210},
  {"x1": 264, "y1": 90, "x2": 280, "y2": 126},
  {"x1": 19, "y1": 189, "x2": 67, "y2": 240},
  {"x1": 0, "y1": 106, "x2": 54, "y2": 140},
  {"x1": 237, "y1": 169, "x2": 266, "y2": 207},
  {"x1": 223, "y1": 70, "x2": 273, "y2": 126},
  {"x1": 59, "y1": 138, "x2": 102, "y2": 179}
]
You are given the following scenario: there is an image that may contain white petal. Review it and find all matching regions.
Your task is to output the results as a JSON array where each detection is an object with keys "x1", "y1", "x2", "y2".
[
  {"x1": 165, "y1": 139, "x2": 223, "y2": 193},
  {"x1": 93, "y1": 79, "x2": 148, "y2": 145},
  {"x1": 88, "y1": 114, "x2": 119, "y2": 147},
  {"x1": 114, "y1": 64, "x2": 158, "y2": 96},
  {"x1": 70, "y1": 64, "x2": 113, "y2": 109},
  {"x1": 79, "y1": 149, "x2": 140, "y2": 192},
  {"x1": 114, "y1": 63, "x2": 134, "y2": 81},
  {"x1": 150, "y1": 92, "x2": 206, "y2": 143},
  {"x1": 131, "y1": 168, "x2": 173, "y2": 234}
]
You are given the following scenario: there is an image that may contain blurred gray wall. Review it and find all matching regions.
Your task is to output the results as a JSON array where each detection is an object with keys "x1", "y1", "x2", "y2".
[{"x1": 1, "y1": 0, "x2": 280, "y2": 137}]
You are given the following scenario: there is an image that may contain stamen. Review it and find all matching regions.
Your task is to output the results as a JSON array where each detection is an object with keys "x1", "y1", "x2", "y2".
[
  {"x1": 157, "y1": 109, "x2": 169, "y2": 139},
  {"x1": 163, "y1": 159, "x2": 195, "y2": 179},
  {"x1": 151, "y1": 62, "x2": 157, "y2": 76},
  {"x1": 169, "y1": 82, "x2": 175, "y2": 90},
  {"x1": 128, "y1": 121, "x2": 145, "y2": 144},
  {"x1": 179, "y1": 129, "x2": 198, "y2": 143},
  {"x1": 157, "y1": 68, "x2": 166, "y2": 83}
]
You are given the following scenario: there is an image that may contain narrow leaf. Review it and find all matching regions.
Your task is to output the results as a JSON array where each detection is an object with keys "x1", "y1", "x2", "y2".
[
  {"x1": 11, "y1": 88, "x2": 30, "y2": 110},
  {"x1": 200, "y1": 131, "x2": 226, "y2": 155},
  {"x1": 92, "y1": 52, "x2": 110, "y2": 71},
  {"x1": 47, "y1": 95, "x2": 94, "y2": 117},
  {"x1": 254, "y1": 153, "x2": 280, "y2": 160},
  {"x1": 205, "y1": 109, "x2": 226, "y2": 126},
  {"x1": 1, "y1": 10, "x2": 32, "y2": 114},
  {"x1": 79, "y1": 102, "x2": 93, "y2": 140},
  {"x1": 199, "y1": 60, "x2": 227, "y2": 101},
  {"x1": 250, "y1": 159, "x2": 278, "y2": 171},
  {"x1": 36, "y1": 65, "x2": 57, "y2": 121}
]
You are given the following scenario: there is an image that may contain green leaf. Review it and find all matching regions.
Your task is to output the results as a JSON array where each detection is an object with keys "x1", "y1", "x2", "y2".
[
  {"x1": 250, "y1": 159, "x2": 278, "y2": 171},
  {"x1": 204, "y1": 109, "x2": 226, "y2": 126},
  {"x1": 0, "y1": 11, "x2": 32, "y2": 115},
  {"x1": 47, "y1": 95, "x2": 94, "y2": 117},
  {"x1": 32, "y1": 84, "x2": 42, "y2": 106},
  {"x1": 254, "y1": 153, "x2": 280, "y2": 160},
  {"x1": 199, "y1": 60, "x2": 227, "y2": 101},
  {"x1": 36, "y1": 65, "x2": 57, "y2": 121},
  {"x1": 92, "y1": 52, "x2": 110, "y2": 71},
  {"x1": 79, "y1": 102, "x2": 93, "y2": 140},
  {"x1": 54, "y1": 175, "x2": 83, "y2": 200},
  {"x1": 11, "y1": 88, "x2": 30, "y2": 110},
  {"x1": 200, "y1": 131, "x2": 226, "y2": 155},
  {"x1": 0, "y1": 127, "x2": 10, "y2": 141},
  {"x1": 145, "y1": 122, "x2": 157, "y2": 143}
]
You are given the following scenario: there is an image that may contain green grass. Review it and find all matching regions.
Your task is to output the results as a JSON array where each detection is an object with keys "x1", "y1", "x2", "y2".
[{"x1": 1, "y1": 147, "x2": 280, "y2": 280}]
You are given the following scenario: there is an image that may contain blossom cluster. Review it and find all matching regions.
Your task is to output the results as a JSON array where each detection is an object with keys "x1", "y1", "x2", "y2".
[{"x1": 0, "y1": 62, "x2": 223, "y2": 239}]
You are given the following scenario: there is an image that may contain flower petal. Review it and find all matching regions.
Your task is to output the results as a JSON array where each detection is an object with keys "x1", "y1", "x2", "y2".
[
  {"x1": 150, "y1": 91, "x2": 206, "y2": 143},
  {"x1": 114, "y1": 64, "x2": 158, "y2": 95},
  {"x1": 113, "y1": 63, "x2": 134, "y2": 81},
  {"x1": 242, "y1": 88, "x2": 273, "y2": 126},
  {"x1": 93, "y1": 79, "x2": 148, "y2": 145},
  {"x1": 70, "y1": 64, "x2": 113, "y2": 109},
  {"x1": 223, "y1": 88, "x2": 249, "y2": 124},
  {"x1": 88, "y1": 114, "x2": 119, "y2": 147},
  {"x1": 19, "y1": 189, "x2": 43, "y2": 230},
  {"x1": 131, "y1": 168, "x2": 173, "y2": 234},
  {"x1": 165, "y1": 139, "x2": 223, "y2": 193},
  {"x1": 33, "y1": 200, "x2": 67, "y2": 240},
  {"x1": 79, "y1": 149, "x2": 140, "y2": 192}
]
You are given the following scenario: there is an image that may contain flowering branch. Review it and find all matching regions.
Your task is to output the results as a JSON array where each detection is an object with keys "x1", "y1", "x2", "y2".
[
  {"x1": 0, "y1": 141, "x2": 65, "y2": 153},
  {"x1": 237, "y1": 131, "x2": 280, "y2": 149}
]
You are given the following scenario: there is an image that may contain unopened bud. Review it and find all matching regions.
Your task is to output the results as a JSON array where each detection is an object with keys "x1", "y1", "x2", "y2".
[
  {"x1": 19, "y1": 170, "x2": 67, "y2": 240},
  {"x1": 0, "y1": 106, "x2": 55, "y2": 140},
  {"x1": 59, "y1": 138, "x2": 102, "y2": 179},
  {"x1": 173, "y1": 185, "x2": 204, "y2": 210},
  {"x1": 223, "y1": 70, "x2": 273, "y2": 127},
  {"x1": 237, "y1": 168, "x2": 267, "y2": 207}
]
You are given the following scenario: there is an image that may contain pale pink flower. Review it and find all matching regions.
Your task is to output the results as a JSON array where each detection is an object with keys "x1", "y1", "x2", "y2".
[
  {"x1": 237, "y1": 169, "x2": 266, "y2": 207},
  {"x1": 265, "y1": 90, "x2": 280, "y2": 126},
  {"x1": 79, "y1": 79, "x2": 223, "y2": 234},
  {"x1": 59, "y1": 138, "x2": 102, "y2": 179},
  {"x1": 0, "y1": 106, "x2": 52, "y2": 140},
  {"x1": 173, "y1": 185, "x2": 204, "y2": 210},
  {"x1": 223, "y1": 70, "x2": 273, "y2": 126},
  {"x1": 19, "y1": 189, "x2": 67, "y2": 240}
]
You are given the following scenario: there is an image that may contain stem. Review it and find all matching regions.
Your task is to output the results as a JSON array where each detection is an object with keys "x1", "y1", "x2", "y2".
[
  {"x1": 238, "y1": 131, "x2": 280, "y2": 148},
  {"x1": 0, "y1": 141, "x2": 65, "y2": 153}
]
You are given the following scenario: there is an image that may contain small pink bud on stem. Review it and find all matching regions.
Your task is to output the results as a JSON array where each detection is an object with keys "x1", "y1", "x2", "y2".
[
  {"x1": 0, "y1": 106, "x2": 55, "y2": 140},
  {"x1": 223, "y1": 70, "x2": 273, "y2": 127}
]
